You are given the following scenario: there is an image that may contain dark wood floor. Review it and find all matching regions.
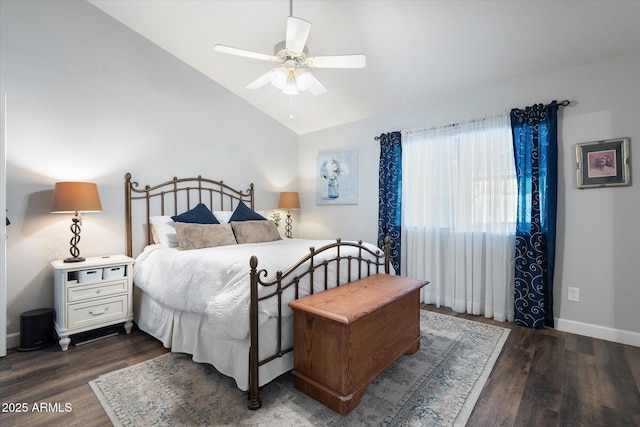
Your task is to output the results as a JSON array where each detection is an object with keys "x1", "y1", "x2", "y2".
[{"x1": 1, "y1": 305, "x2": 638, "y2": 426}]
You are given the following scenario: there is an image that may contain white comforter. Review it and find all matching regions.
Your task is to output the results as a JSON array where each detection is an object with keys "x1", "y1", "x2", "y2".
[{"x1": 133, "y1": 238, "x2": 385, "y2": 341}]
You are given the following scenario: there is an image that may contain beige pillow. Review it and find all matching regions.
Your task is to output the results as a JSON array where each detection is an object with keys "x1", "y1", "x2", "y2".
[
  {"x1": 175, "y1": 222, "x2": 237, "y2": 250},
  {"x1": 231, "y1": 220, "x2": 282, "y2": 244}
]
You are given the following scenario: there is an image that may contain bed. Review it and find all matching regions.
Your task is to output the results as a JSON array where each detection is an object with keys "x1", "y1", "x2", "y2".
[{"x1": 124, "y1": 173, "x2": 391, "y2": 409}]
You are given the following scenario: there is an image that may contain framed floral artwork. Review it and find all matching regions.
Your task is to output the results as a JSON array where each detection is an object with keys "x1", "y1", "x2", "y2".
[
  {"x1": 316, "y1": 149, "x2": 358, "y2": 205},
  {"x1": 576, "y1": 137, "x2": 631, "y2": 189}
]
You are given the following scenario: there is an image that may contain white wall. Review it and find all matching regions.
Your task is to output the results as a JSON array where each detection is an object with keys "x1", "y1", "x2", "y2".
[
  {"x1": 1, "y1": 94, "x2": 7, "y2": 356},
  {"x1": 299, "y1": 51, "x2": 640, "y2": 345},
  {"x1": 0, "y1": 1, "x2": 298, "y2": 347}
]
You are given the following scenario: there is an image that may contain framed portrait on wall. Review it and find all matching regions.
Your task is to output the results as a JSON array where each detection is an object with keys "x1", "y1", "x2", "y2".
[
  {"x1": 316, "y1": 149, "x2": 358, "y2": 205},
  {"x1": 576, "y1": 137, "x2": 631, "y2": 189}
]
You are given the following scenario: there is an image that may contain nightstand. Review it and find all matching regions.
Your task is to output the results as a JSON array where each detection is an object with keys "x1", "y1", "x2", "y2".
[{"x1": 51, "y1": 255, "x2": 134, "y2": 351}]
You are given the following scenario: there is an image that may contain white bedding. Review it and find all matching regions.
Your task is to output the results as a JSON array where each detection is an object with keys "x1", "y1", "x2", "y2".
[
  {"x1": 133, "y1": 238, "x2": 385, "y2": 341},
  {"x1": 133, "y1": 289, "x2": 291, "y2": 390}
]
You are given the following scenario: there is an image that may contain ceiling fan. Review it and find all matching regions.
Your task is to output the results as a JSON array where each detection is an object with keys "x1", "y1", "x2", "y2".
[{"x1": 213, "y1": 0, "x2": 366, "y2": 96}]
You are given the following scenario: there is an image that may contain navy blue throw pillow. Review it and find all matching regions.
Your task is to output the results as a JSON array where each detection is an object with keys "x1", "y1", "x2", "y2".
[
  {"x1": 229, "y1": 201, "x2": 266, "y2": 222},
  {"x1": 172, "y1": 203, "x2": 220, "y2": 224}
]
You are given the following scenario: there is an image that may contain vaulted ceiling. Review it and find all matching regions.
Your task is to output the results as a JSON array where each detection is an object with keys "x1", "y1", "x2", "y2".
[{"x1": 89, "y1": 1, "x2": 640, "y2": 135}]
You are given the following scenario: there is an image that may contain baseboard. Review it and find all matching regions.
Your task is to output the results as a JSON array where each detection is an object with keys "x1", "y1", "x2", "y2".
[
  {"x1": 6, "y1": 321, "x2": 638, "y2": 351},
  {"x1": 555, "y1": 317, "x2": 640, "y2": 347},
  {"x1": 6, "y1": 331, "x2": 20, "y2": 351}
]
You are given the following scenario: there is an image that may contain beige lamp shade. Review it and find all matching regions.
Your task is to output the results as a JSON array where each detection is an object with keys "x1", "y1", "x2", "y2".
[
  {"x1": 278, "y1": 192, "x2": 300, "y2": 210},
  {"x1": 51, "y1": 182, "x2": 103, "y2": 213}
]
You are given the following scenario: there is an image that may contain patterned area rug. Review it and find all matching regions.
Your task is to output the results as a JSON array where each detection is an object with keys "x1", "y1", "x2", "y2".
[{"x1": 90, "y1": 311, "x2": 509, "y2": 426}]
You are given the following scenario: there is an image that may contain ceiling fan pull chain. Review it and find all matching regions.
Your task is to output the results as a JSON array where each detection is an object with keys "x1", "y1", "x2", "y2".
[{"x1": 289, "y1": 96, "x2": 294, "y2": 120}]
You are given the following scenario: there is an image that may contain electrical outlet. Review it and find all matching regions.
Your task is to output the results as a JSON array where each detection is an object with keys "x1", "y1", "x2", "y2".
[{"x1": 568, "y1": 287, "x2": 580, "y2": 302}]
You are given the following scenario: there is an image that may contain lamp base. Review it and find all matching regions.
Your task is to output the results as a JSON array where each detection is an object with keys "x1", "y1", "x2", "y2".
[
  {"x1": 65, "y1": 215, "x2": 84, "y2": 263},
  {"x1": 285, "y1": 213, "x2": 293, "y2": 238}
]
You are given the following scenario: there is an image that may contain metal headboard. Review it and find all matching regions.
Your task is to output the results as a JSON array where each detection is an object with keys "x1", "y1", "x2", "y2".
[{"x1": 124, "y1": 173, "x2": 254, "y2": 257}]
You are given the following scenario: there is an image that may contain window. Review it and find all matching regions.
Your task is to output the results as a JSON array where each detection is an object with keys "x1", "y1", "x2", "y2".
[{"x1": 402, "y1": 113, "x2": 516, "y2": 233}]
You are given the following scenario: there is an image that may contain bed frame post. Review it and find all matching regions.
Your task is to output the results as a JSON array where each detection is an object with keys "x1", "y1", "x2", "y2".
[
  {"x1": 125, "y1": 173, "x2": 133, "y2": 258},
  {"x1": 248, "y1": 255, "x2": 262, "y2": 410},
  {"x1": 384, "y1": 235, "x2": 391, "y2": 274}
]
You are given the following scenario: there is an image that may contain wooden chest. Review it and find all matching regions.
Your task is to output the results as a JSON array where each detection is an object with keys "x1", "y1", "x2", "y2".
[{"x1": 288, "y1": 274, "x2": 428, "y2": 415}]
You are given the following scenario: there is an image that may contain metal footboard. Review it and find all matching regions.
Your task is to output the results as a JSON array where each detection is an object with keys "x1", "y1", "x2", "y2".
[{"x1": 247, "y1": 237, "x2": 391, "y2": 409}]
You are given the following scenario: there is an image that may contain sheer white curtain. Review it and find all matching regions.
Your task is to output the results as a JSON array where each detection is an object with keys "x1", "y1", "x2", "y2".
[{"x1": 402, "y1": 113, "x2": 516, "y2": 322}]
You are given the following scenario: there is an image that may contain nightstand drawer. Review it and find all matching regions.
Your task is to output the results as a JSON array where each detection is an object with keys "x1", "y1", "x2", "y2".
[
  {"x1": 67, "y1": 295, "x2": 128, "y2": 329},
  {"x1": 67, "y1": 280, "x2": 128, "y2": 303}
]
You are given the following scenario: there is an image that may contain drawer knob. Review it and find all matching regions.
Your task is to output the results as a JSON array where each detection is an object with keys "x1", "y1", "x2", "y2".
[{"x1": 89, "y1": 307, "x2": 109, "y2": 316}]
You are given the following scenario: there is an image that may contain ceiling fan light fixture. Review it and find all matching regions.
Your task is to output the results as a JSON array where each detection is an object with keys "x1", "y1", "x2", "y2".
[
  {"x1": 270, "y1": 68, "x2": 288, "y2": 90},
  {"x1": 283, "y1": 73, "x2": 299, "y2": 95},
  {"x1": 294, "y1": 68, "x2": 313, "y2": 91}
]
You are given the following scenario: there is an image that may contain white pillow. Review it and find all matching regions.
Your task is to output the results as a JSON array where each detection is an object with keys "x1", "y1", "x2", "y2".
[
  {"x1": 214, "y1": 210, "x2": 266, "y2": 223},
  {"x1": 213, "y1": 211, "x2": 233, "y2": 224},
  {"x1": 149, "y1": 216, "x2": 178, "y2": 248}
]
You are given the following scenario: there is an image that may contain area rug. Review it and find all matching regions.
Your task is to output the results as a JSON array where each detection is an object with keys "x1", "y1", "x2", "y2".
[{"x1": 90, "y1": 311, "x2": 509, "y2": 426}]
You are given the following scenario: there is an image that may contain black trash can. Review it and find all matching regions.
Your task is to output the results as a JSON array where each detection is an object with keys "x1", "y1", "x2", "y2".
[{"x1": 17, "y1": 308, "x2": 55, "y2": 351}]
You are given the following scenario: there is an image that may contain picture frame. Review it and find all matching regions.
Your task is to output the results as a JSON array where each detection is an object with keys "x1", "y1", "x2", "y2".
[
  {"x1": 316, "y1": 149, "x2": 358, "y2": 205},
  {"x1": 576, "y1": 137, "x2": 631, "y2": 189}
]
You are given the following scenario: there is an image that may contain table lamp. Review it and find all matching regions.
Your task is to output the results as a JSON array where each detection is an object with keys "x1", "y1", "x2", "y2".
[
  {"x1": 51, "y1": 182, "x2": 102, "y2": 262},
  {"x1": 277, "y1": 192, "x2": 300, "y2": 238}
]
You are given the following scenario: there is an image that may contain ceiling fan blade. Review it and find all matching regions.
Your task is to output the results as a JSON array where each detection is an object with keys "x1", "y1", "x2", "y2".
[
  {"x1": 245, "y1": 70, "x2": 274, "y2": 90},
  {"x1": 214, "y1": 44, "x2": 276, "y2": 62},
  {"x1": 307, "y1": 54, "x2": 366, "y2": 69},
  {"x1": 285, "y1": 16, "x2": 311, "y2": 53},
  {"x1": 307, "y1": 72, "x2": 328, "y2": 96}
]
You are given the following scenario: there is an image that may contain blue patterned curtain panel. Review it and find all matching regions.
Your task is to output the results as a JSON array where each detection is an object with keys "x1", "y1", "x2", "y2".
[
  {"x1": 377, "y1": 131, "x2": 402, "y2": 274},
  {"x1": 510, "y1": 101, "x2": 558, "y2": 328}
]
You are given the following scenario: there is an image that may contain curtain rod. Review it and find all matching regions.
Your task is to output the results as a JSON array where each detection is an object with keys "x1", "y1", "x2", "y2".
[{"x1": 373, "y1": 100, "x2": 571, "y2": 140}]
